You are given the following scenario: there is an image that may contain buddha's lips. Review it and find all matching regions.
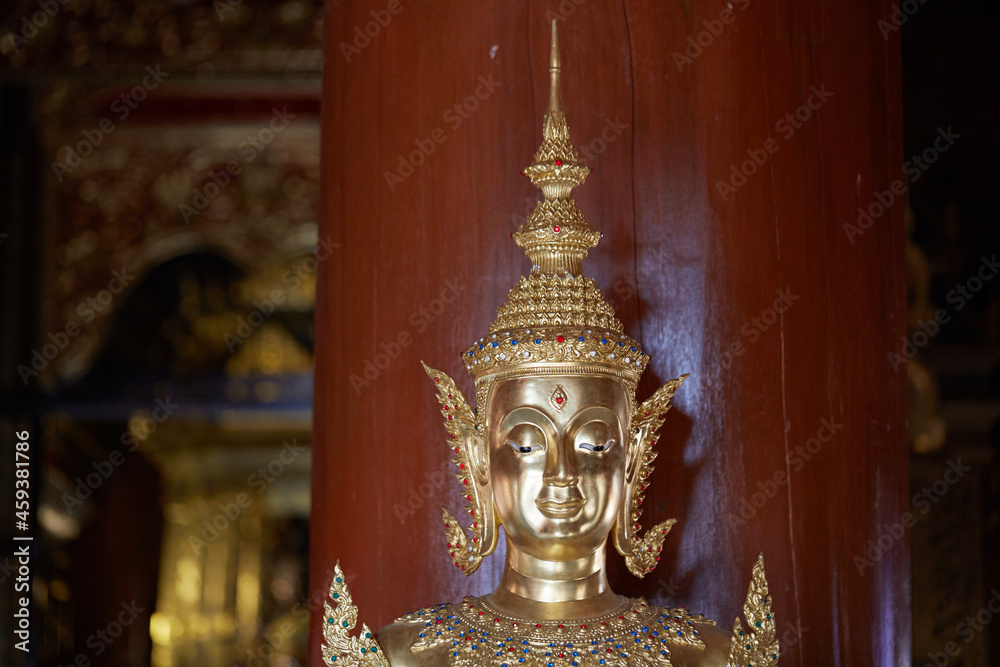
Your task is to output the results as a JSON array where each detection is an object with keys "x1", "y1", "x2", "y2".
[{"x1": 534, "y1": 495, "x2": 585, "y2": 517}]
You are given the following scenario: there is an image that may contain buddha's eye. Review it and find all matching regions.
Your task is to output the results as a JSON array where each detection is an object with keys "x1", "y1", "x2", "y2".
[
  {"x1": 578, "y1": 439, "x2": 615, "y2": 453},
  {"x1": 508, "y1": 440, "x2": 540, "y2": 454},
  {"x1": 504, "y1": 423, "x2": 546, "y2": 455},
  {"x1": 576, "y1": 420, "x2": 615, "y2": 454}
]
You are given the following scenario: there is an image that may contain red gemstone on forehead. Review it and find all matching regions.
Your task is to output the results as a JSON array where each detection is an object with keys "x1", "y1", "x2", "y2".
[{"x1": 555, "y1": 397, "x2": 564, "y2": 404}]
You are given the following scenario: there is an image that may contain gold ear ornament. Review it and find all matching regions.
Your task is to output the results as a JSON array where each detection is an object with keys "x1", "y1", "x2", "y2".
[
  {"x1": 421, "y1": 362, "x2": 497, "y2": 575},
  {"x1": 614, "y1": 374, "x2": 688, "y2": 577}
]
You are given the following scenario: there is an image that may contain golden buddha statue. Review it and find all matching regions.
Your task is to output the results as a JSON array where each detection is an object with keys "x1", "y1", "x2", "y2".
[{"x1": 321, "y1": 22, "x2": 778, "y2": 667}]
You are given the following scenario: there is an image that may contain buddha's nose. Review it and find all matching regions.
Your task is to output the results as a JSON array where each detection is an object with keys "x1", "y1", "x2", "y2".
[{"x1": 542, "y1": 433, "x2": 580, "y2": 487}]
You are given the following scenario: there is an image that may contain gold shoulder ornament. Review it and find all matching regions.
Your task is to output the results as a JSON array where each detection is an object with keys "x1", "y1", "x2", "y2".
[
  {"x1": 321, "y1": 561, "x2": 389, "y2": 667},
  {"x1": 725, "y1": 554, "x2": 780, "y2": 667}
]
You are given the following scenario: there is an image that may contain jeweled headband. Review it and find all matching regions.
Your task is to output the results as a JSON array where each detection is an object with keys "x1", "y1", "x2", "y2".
[{"x1": 463, "y1": 21, "x2": 649, "y2": 389}]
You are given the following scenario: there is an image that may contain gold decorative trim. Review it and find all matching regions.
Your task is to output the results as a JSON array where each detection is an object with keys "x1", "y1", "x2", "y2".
[
  {"x1": 321, "y1": 562, "x2": 388, "y2": 666},
  {"x1": 725, "y1": 554, "x2": 780, "y2": 667},
  {"x1": 422, "y1": 363, "x2": 492, "y2": 575},
  {"x1": 617, "y1": 375, "x2": 688, "y2": 577},
  {"x1": 465, "y1": 327, "x2": 648, "y2": 388},
  {"x1": 395, "y1": 595, "x2": 716, "y2": 666}
]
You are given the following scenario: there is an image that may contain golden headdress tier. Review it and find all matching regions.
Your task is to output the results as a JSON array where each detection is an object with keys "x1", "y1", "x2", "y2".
[
  {"x1": 514, "y1": 19, "x2": 600, "y2": 277},
  {"x1": 464, "y1": 21, "x2": 649, "y2": 389}
]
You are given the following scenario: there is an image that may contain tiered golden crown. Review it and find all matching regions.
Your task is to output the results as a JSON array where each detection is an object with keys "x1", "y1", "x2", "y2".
[{"x1": 463, "y1": 21, "x2": 649, "y2": 388}]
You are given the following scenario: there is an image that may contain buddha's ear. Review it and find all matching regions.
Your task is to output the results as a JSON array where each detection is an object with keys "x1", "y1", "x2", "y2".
[
  {"x1": 421, "y1": 361, "x2": 486, "y2": 482},
  {"x1": 421, "y1": 362, "x2": 497, "y2": 572},
  {"x1": 614, "y1": 374, "x2": 687, "y2": 577}
]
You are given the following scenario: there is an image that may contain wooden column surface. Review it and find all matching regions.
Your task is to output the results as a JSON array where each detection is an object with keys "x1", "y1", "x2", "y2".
[{"x1": 312, "y1": 2, "x2": 908, "y2": 665}]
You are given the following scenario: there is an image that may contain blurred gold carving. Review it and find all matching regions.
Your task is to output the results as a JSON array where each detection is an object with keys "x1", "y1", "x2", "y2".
[{"x1": 226, "y1": 324, "x2": 311, "y2": 377}]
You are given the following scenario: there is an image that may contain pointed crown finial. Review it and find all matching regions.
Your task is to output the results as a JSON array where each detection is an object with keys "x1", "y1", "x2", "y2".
[
  {"x1": 548, "y1": 19, "x2": 563, "y2": 115},
  {"x1": 513, "y1": 20, "x2": 599, "y2": 277}
]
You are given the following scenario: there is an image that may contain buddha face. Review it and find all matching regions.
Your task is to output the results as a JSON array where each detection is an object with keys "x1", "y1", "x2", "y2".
[{"x1": 487, "y1": 374, "x2": 632, "y2": 560}]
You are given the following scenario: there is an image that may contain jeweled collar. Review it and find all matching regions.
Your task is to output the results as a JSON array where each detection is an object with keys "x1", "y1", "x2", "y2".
[{"x1": 395, "y1": 596, "x2": 713, "y2": 666}]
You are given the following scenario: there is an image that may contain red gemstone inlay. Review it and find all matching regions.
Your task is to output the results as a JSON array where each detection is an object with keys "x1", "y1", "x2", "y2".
[
  {"x1": 556, "y1": 335, "x2": 565, "y2": 342},
  {"x1": 555, "y1": 159, "x2": 562, "y2": 166},
  {"x1": 555, "y1": 397, "x2": 564, "y2": 404},
  {"x1": 553, "y1": 225, "x2": 561, "y2": 233}
]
